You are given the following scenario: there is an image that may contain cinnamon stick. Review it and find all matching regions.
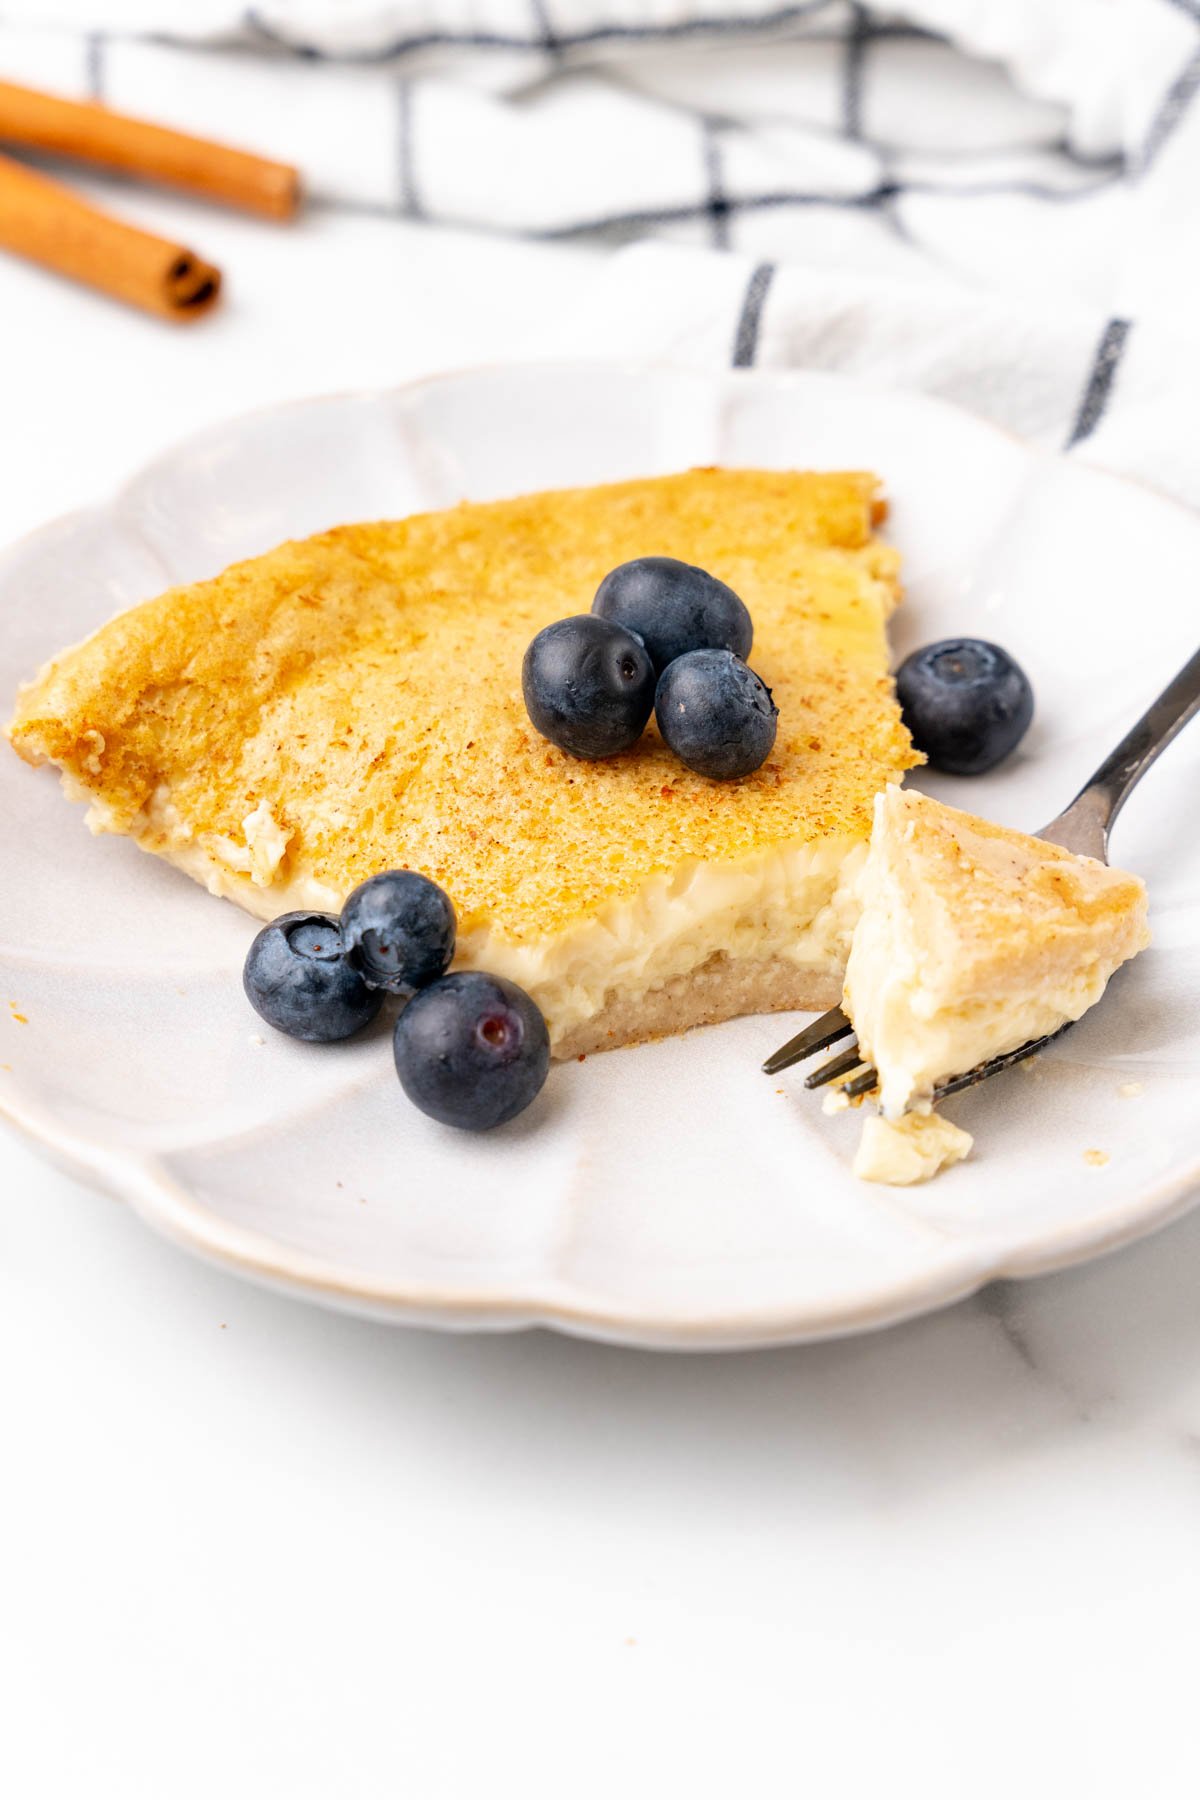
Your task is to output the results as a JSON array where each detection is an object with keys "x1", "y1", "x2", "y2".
[
  {"x1": 0, "y1": 80, "x2": 300, "y2": 221},
  {"x1": 0, "y1": 150, "x2": 220, "y2": 320}
]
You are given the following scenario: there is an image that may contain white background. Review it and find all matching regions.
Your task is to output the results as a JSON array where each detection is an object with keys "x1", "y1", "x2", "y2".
[{"x1": 4, "y1": 189, "x2": 1200, "y2": 1798}]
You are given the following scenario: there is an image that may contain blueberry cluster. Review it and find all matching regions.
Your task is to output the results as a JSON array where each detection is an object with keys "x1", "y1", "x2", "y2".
[
  {"x1": 522, "y1": 557, "x2": 778, "y2": 780},
  {"x1": 243, "y1": 869, "x2": 549, "y2": 1131}
]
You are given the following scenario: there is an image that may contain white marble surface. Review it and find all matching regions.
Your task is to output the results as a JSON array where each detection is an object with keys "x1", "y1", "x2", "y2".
[{"x1": 3, "y1": 192, "x2": 1200, "y2": 1799}]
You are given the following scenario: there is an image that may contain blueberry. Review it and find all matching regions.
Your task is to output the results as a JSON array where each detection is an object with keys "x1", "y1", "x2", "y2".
[
  {"x1": 341, "y1": 869, "x2": 456, "y2": 995},
  {"x1": 243, "y1": 912, "x2": 383, "y2": 1042},
  {"x1": 393, "y1": 971, "x2": 550, "y2": 1131},
  {"x1": 895, "y1": 638, "x2": 1034, "y2": 776},
  {"x1": 592, "y1": 557, "x2": 752, "y2": 673},
  {"x1": 522, "y1": 614, "x2": 656, "y2": 759},
  {"x1": 655, "y1": 648, "x2": 778, "y2": 779}
]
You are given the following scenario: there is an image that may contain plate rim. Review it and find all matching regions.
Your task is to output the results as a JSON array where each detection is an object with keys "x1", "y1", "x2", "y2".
[
  {"x1": 3, "y1": 358, "x2": 1198, "y2": 1349},
  {"x1": 7, "y1": 1073, "x2": 1200, "y2": 1349}
]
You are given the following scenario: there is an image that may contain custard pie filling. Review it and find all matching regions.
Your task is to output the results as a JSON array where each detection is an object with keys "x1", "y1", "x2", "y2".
[
  {"x1": 75, "y1": 763, "x2": 868, "y2": 1049},
  {"x1": 843, "y1": 786, "x2": 1151, "y2": 1123},
  {"x1": 457, "y1": 836, "x2": 867, "y2": 1045}
]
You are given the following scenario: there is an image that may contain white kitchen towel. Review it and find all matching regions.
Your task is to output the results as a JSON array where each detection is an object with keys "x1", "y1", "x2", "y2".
[
  {"x1": 1, "y1": 3, "x2": 1196, "y2": 298},
  {"x1": 547, "y1": 240, "x2": 1200, "y2": 511},
  {"x1": 1, "y1": 2, "x2": 1199, "y2": 505}
]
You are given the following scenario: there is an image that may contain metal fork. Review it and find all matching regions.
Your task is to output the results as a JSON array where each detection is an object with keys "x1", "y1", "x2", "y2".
[{"x1": 763, "y1": 645, "x2": 1200, "y2": 1098}]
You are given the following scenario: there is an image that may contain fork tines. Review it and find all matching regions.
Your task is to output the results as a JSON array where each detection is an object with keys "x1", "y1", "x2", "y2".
[
  {"x1": 803, "y1": 1043, "x2": 866, "y2": 1089},
  {"x1": 765, "y1": 1005, "x2": 1073, "y2": 1106},
  {"x1": 762, "y1": 1003, "x2": 882, "y2": 1096},
  {"x1": 760, "y1": 1006, "x2": 854, "y2": 1075}
]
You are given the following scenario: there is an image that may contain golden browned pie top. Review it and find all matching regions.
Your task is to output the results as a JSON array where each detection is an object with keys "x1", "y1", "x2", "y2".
[
  {"x1": 868, "y1": 786, "x2": 1150, "y2": 995},
  {"x1": 9, "y1": 467, "x2": 917, "y2": 942}
]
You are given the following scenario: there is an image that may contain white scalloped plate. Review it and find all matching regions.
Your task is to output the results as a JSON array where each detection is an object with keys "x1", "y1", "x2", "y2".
[{"x1": 3, "y1": 364, "x2": 1199, "y2": 1348}]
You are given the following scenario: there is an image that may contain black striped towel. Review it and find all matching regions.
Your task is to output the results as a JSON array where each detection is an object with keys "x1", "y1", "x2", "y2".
[{"x1": 2, "y1": 0, "x2": 1198, "y2": 500}]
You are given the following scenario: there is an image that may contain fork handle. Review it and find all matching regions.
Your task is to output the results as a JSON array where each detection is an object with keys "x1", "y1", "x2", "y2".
[{"x1": 1041, "y1": 645, "x2": 1200, "y2": 855}]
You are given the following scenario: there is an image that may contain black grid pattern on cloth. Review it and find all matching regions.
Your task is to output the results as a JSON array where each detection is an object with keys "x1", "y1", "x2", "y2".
[
  {"x1": 246, "y1": 0, "x2": 1130, "y2": 236},
  {"x1": 1066, "y1": 318, "x2": 1133, "y2": 447},
  {"x1": 241, "y1": 1, "x2": 842, "y2": 60},
  {"x1": 9, "y1": 0, "x2": 1193, "y2": 461},
  {"x1": 38, "y1": 2, "x2": 1144, "y2": 242}
]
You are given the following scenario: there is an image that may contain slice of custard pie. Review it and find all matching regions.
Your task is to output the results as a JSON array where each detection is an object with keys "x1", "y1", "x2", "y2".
[
  {"x1": 842, "y1": 785, "x2": 1151, "y2": 1124},
  {"x1": 8, "y1": 468, "x2": 917, "y2": 1057}
]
